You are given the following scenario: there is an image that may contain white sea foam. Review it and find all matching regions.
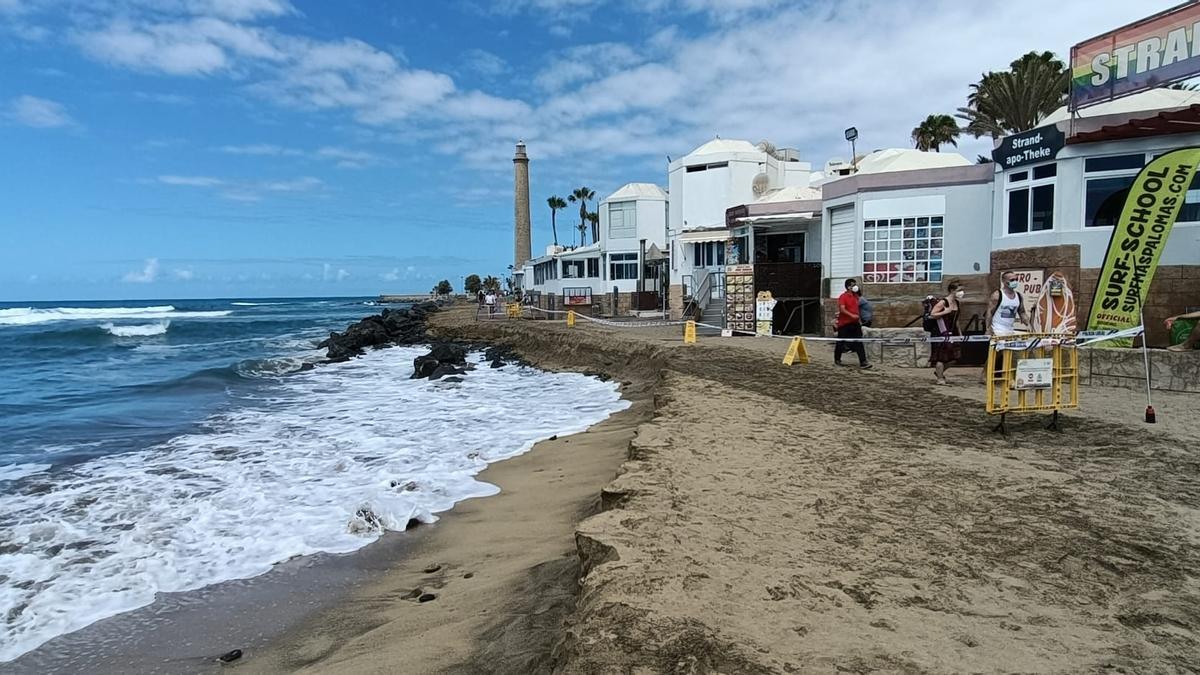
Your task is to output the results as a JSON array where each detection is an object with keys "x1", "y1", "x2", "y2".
[
  {"x1": 0, "y1": 464, "x2": 51, "y2": 482},
  {"x1": 0, "y1": 347, "x2": 628, "y2": 662},
  {"x1": 0, "y1": 307, "x2": 230, "y2": 326},
  {"x1": 230, "y1": 302, "x2": 286, "y2": 306},
  {"x1": 99, "y1": 321, "x2": 170, "y2": 337}
]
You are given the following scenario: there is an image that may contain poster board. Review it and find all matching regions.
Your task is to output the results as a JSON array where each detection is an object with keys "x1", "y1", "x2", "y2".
[
  {"x1": 1010, "y1": 269, "x2": 1043, "y2": 331},
  {"x1": 725, "y1": 265, "x2": 755, "y2": 334}
]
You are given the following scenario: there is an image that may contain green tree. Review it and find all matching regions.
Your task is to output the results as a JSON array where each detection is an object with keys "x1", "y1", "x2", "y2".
[
  {"x1": 957, "y1": 51, "x2": 1069, "y2": 139},
  {"x1": 482, "y1": 275, "x2": 501, "y2": 293},
  {"x1": 911, "y1": 114, "x2": 961, "y2": 151},
  {"x1": 547, "y1": 195, "x2": 567, "y2": 247},
  {"x1": 464, "y1": 274, "x2": 482, "y2": 294},
  {"x1": 567, "y1": 186, "x2": 595, "y2": 246},
  {"x1": 587, "y1": 211, "x2": 600, "y2": 244},
  {"x1": 436, "y1": 279, "x2": 452, "y2": 295}
]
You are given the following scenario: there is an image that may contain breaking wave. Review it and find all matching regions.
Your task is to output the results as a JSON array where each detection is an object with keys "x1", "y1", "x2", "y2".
[
  {"x1": 0, "y1": 306, "x2": 230, "y2": 326},
  {"x1": 100, "y1": 321, "x2": 170, "y2": 337}
]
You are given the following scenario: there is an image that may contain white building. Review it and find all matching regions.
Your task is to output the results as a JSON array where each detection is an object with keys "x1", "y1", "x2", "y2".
[
  {"x1": 667, "y1": 138, "x2": 813, "y2": 310},
  {"x1": 521, "y1": 182, "x2": 669, "y2": 314}
]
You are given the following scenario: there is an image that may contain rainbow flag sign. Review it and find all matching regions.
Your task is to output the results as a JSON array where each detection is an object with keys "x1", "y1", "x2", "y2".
[{"x1": 1071, "y1": 2, "x2": 1200, "y2": 111}]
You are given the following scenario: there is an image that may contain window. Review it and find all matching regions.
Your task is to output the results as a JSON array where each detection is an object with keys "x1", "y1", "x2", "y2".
[
  {"x1": 608, "y1": 201, "x2": 637, "y2": 238},
  {"x1": 610, "y1": 252, "x2": 638, "y2": 280},
  {"x1": 586, "y1": 258, "x2": 599, "y2": 278},
  {"x1": 692, "y1": 241, "x2": 725, "y2": 267},
  {"x1": 862, "y1": 216, "x2": 943, "y2": 283},
  {"x1": 1006, "y1": 162, "x2": 1055, "y2": 234},
  {"x1": 562, "y1": 259, "x2": 585, "y2": 279},
  {"x1": 1085, "y1": 154, "x2": 1165, "y2": 228},
  {"x1": 533, "y1": 260, "x2": 558, "y2": 285}
]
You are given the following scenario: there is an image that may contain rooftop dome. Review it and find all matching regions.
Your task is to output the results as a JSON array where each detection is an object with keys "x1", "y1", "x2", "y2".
[
  {"x1": 1039, "y1": 87, "x2": 1200, "y2": 127},
  {"x1": 686, "y1": 137, "x2": 760, "y2": 157},
  {"x1": 604, "y1": 182, "x2": 668, "y2": 202},
  {"x1": 854, "y1": 148, "x2": 970, "y2": 175}
]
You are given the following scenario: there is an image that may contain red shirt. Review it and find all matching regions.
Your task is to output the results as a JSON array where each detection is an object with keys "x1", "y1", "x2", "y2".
[{"x1": 836, "y1": 291, "x2": 860, "y2": 329}]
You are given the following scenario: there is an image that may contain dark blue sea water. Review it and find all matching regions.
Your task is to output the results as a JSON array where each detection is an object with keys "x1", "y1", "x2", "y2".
[
  {"x1": 0, "y1": 298, "x2": 369, "y2": 476},
  {"x1": 0, "y1": 297, "x2": 628, "y2": 662}
]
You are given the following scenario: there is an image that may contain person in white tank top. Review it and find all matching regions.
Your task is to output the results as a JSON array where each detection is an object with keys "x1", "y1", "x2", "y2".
[
  {"x1": 987, "y1": 271, "x2": 1028, "y2": 336},
  {"x1": 981, "y1": 271, "x2": 1030, "y2": 385}
]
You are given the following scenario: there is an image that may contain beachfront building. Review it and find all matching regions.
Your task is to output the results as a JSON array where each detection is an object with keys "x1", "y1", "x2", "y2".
[
  {"x1": 986, "y1": 89, "x2": 1200, "y2": 345},
  {"x1": 709, "y1": 89, "x2": 1200, "y2": 345},
  {"x1": 667, "y1": 138, "x2": 813, "y2": 325},
  {"x1": 597, "y1": 182, "x2": 670, "y2": 314},
  {"x1": 521, "y1": 182, "x2": 668, "y2": 316},
  {"x1": 802, "y1": 90, "x2": 1199, "y2": 346}
]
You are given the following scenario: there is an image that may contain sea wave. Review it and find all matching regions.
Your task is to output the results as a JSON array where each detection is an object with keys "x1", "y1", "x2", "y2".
[
  {"x1": 0, "y1": 347, "x2": 628, "y2": 662},
  {"x1": 0, "y1": 463, "x2": 51, "y2": 482},
  {"x1": 0, "y1": 307, "x2": 230, "y2": 326},
  {"x1": 100, "y1": 321, "x2": 170, "y2": 337},
  {"x1": 230, "y1": 302, "x2": 287, "y2": 306}
]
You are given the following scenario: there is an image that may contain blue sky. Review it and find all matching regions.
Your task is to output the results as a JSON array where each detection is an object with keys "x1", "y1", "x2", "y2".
[{"x1": 0, "y1": 0, "x2": 1178, "y2": 301}]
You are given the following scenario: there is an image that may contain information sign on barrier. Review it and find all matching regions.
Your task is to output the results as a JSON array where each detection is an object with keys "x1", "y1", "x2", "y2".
[
  {"x1": 684, "y1": 321, "x2": 696, "y2": 344},
  {"x1": 986, "y1": 333, "x2": 1079, "y2": 433},
  {"x1": 505, "y1": 303, "x2": 521, "y2": 319}
]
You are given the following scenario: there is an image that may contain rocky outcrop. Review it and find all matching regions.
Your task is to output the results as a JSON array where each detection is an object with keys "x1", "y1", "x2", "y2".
[
  {"x1": 319, "y1": 301, "x2": 440, "y2": 362},
  {"x1": 411, "y1": 342, "x2": 469, "y2": 380}
]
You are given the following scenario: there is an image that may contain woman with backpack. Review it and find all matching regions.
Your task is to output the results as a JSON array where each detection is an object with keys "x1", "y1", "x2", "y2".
[{"x1": 927, "y1": 279, "x2": 965, "y2": 386}]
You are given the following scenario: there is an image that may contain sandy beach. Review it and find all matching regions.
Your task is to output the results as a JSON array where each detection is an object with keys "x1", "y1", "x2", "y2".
[{"x1": 242, "y1": 305, "x2": 1200, "y2": 673}]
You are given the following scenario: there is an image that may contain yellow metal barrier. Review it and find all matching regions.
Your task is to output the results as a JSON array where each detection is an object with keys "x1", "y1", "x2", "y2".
[
  {"x1": 505, "y1": 303, "x2": 521, "y2": 319},
  {"x1": 567, "y1": 310, "x2": 576, "y2": 327},
  {"x1": 985, "y1": 333, "x2": 1079, "y2": 433},
  {"x1": 684, "y1": 321, "x2": 696, "y2": 344}
]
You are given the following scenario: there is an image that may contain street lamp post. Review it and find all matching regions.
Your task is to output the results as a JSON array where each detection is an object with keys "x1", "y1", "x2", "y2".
[{"x1": 845, "y1": 126, "x2": 859, "y2": 172}]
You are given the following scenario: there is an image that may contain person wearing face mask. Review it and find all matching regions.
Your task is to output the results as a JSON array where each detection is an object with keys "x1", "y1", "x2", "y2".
[
  {"x1": 986, "y1": 271, "x2": 1028, "y2": 337},
  {"x1": 982, "y1": 271, "x2": 1029, "y2": 384},
  {"x1": 834, "y1": 278, "x2": 872, "y2": 369},
  {"x1": 856, "y1": 285, "x2": 873, "y2": 328},
  {"x1": 928, "y1": 279, "x2": 964, "y2": 385}
]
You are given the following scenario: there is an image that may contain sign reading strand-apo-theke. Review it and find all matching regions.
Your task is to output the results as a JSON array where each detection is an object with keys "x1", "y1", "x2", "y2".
[
  {"x1": 1071, "y1": 1, "x2": 1200, "y2": 111},
  {"x1": 1089, "y1": 147, "x2": 1200, "y2": 343},
  {"x1": 992, "y1": 126, "x2": 1065, "y2": 170}
]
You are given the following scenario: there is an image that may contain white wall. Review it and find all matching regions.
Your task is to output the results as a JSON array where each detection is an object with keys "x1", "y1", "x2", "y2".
[
  {"x1": 991, "y1": 131, "x2": 1200, "y2": 267},
  {"x1": 598, "y1": 197, "x2": 668, "y2": 294},
  {"x1": 824, "y1": 180, "x2": 995, "y2": 288}
]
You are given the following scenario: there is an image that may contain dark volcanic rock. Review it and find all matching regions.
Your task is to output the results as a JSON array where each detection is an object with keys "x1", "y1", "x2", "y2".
[
  {"x1": 412, "y1": 355, "x2": 441, "y2": 379},
  {"x1": 428, "y1": 342, "x2": 467, "y2": 365},
  {"x1": 320, "y1": 301, "x2": 441, "y2": 362}
]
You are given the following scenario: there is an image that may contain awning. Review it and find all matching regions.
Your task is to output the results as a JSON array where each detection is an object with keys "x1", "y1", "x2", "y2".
[
  {"x1": 1069, "y1": 104, "x2": 1200, "y2": 144},
  {"x1": 735, "y1": 211, "x2": 816, "y2": 224},
  {"x1": 678, "y1": 229, "x2": 731, "y2": 243},
  {"x1": 644, "y1": 243, "x2": 667, "y2": 262}
]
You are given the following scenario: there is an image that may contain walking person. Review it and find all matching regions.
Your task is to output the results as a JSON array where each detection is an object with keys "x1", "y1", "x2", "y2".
[
  {"x1": 856, "y1": 286, "x2": 873, "y2": 328},
  {"x1": 929, "y1": 279, "x2": 964, "y2": 385},
  {"x1": 834, "y1": 278, "x2": 872, "y2": 369},
  {"x1": 981, "y1": 271, "x2": 1029, "y2": 383}
]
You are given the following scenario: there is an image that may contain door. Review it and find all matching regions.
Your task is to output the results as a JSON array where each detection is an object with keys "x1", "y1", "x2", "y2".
[{"x1": 829, "y1": 206, "x2": 855, "y2": 296}]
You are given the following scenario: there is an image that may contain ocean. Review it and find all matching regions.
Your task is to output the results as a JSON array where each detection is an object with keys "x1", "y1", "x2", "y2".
[{"x1": 0, "y1": 298, "x2": 628, "y2": 663}]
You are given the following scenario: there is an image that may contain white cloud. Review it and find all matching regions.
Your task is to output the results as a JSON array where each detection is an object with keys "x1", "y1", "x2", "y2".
[
  {"x1": 158, "y1": 174, "x2": 224, "y2": 186},
  {"x1": 315, "y1": 146, "x2": 381, "y2": 168},
  {"x1": 261, "y1": 176, "x2": 322, "y2": 192},
  {"x1": 336, "y1": 268, "x2": 350, "y2": 281},
  {"x1": 174, "y1": 268, "x2": 195, "y2": 280},
  {"x1": 134, "y1": 91, "x2": 193, "y2": 105},
  {"x1": 123, "y1": 258, "x2": 160, "y2": 283},
  {"x1": 75, "y1": 17, "x2": 281, "y2": 76},
  {"x1": 5, "y1": 95, "x2": 77, "y2": 128},
  {"x1": 381, "y1": 268, "x2": 400, "y2": 282},
  {"x1": 218, "y1": 143, "x2": 304, "y2": 156},
  {"x1": 461, "y1": 48, "x2": 509, "y2": 78}
]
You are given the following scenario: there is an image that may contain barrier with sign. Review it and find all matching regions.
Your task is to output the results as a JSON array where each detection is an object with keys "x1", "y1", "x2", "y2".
[
  {"x1": 985, "y1": 333, "x2": 1080, "y2": 434},
  {"x1": 684, "y1": 321, "x2": 696, "y2": 344}
]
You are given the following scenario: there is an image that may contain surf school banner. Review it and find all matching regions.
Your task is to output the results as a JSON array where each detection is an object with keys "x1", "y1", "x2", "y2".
[
  {"x1": 1088, "y1": 147, "x2": 1200, "y2": 340},
  {"x1": 1071, "y1": 2, "x2": 1200, "y2": 111}
]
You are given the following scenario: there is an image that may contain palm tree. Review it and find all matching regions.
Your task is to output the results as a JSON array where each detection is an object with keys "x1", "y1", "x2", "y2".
[
  {"x1": 586, "y1": 211, "x2": 599, "y2": 244},
  {"x1": 482, "y1": 275, "x2": 501, "y2": 294},
  {"x1": 911, "y1": 114, "x2": 961, "y2": 151},
  {"x1": 567, "y1": 186, "x2": 595, "y2": 246},
  {"x1": 546, "y1": 196, "x2": 566, "y2": 247},
  {"x1": 957, "y1": 51, "x2": 1069, "y2": 139}
]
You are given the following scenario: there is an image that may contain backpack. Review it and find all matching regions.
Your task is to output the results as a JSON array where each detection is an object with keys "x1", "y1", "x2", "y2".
[{"x1": 921, "y1": 295, "x2": 940, "y2": 334}]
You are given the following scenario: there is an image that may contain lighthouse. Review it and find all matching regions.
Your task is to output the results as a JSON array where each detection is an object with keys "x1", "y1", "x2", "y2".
[{"x1": 513, "y1": 141, "x2": 532, "y2": 271}]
